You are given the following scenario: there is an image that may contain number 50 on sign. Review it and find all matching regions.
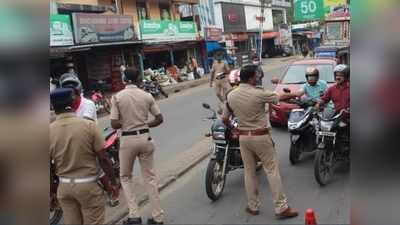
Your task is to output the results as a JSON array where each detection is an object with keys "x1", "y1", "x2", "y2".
[{"x1": 294, "y1": 0, "x2": 324, "y2": 21}]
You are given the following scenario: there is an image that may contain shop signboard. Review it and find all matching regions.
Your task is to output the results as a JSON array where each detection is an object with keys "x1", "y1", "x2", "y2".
[
  {"x1": 324, "y1": 0, "x2": 347, "y2": 16},
  {"x1": 205, "y1": 27, "x2": 222, "y2": 42},
  {"x1": 221, "y1": 3, "x2": 246, "y2": 33},
  {"x1": 278, "y1": 24, "x2": 293, "y2": 46},
  {"x1": 72, "y1": 13, "x2": 136, "y2": 44},
  {"x1": 294, "y1": 0, "x2": 325, "y2": 22},
  {"x1": 140, "y1": 20, "x2": 196, "y2": 41},
  {"x1": 50, "y1": 14, "x2": 74, "y2": 46}
]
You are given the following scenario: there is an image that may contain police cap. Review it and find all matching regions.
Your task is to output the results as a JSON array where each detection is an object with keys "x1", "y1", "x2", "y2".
[{"x1": 50, "y1": 88, "x2": 74, "y2": 110}]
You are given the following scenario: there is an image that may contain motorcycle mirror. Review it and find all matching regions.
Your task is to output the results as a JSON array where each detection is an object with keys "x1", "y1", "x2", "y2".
[
  {"x1": 202, "y1": 103, "x2": 211, "y2": 109},
  {"x1": 271, "y1": 76, "x2": 279, "y2": 85}
]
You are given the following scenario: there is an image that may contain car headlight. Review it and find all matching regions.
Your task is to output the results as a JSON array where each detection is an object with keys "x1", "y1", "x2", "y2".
[
  {"x1": 212, "y1": 131, "x2": 225, "y2": 140},
  {"x1": 320, "y1": 120, "x2": 334, "y2": 131}
]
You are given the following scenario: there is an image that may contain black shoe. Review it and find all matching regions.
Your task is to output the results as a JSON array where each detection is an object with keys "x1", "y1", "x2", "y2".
[
  {"x1": 123, "y1": 217, "x2": 142, "y2": 225},
  {"x1": 147, "y1": 218, "x2": 164, "y2": 224}
]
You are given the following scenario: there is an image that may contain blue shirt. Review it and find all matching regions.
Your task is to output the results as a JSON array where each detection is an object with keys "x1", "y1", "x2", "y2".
[{"x1": 302, "y1": 80, "x2": 328, "y2": 100}]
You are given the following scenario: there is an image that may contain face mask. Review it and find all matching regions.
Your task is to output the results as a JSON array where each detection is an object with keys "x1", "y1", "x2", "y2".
[{"x1": 306, "y1": 75, "x2": 318, "y2": 82}]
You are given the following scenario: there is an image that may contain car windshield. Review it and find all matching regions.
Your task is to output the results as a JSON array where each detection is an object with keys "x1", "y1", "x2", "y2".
[{"x1": 281, "y1": 64, "x2": 334, "y2": 84}]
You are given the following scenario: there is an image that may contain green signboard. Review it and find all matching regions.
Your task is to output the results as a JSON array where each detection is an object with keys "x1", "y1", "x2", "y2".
[
  {"x1": 50, "y1": 14, "x2": 74, "y2": 46},
  {"x1": 294, "y1": 0, "x2": 325, "y2": 22},
  {"x1": 140, "y1": 20, "x2": 196, "y2": 41}
]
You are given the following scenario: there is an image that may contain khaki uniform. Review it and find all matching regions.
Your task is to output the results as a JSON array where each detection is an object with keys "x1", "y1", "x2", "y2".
[
  {"x1": 223, "y1": 84, "x2": 289, "y2": 214},
  {"x1": 211, "y1": 61, "x2": 231, "y2": 103},
  {"x1": 110, "y1": 84, "x2": 164, "y2": 222},
  {"x1": 50, "y1": 113, "x2": 105, "y2": 225}
]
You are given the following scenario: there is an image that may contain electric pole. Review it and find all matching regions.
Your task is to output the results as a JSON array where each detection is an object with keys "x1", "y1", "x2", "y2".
[{"x1": 259, "y1": 0, "x2": 266, "y2": 65}]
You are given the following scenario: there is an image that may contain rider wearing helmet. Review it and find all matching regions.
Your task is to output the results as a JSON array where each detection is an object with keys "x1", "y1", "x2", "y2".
[
  {"x1": 59, "y1": 72, "x2": 97, "y2": 122},
  {"x1": 315, "y1": 64, "x2": 350, "y2": 113},
  {"x1": 283, "y1": 67, "x2": 328, "y2": 101}
]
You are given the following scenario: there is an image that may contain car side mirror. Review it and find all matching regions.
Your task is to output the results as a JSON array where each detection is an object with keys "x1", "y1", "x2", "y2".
[
  {"x1": 202, "y1": 103, "x2": 210, "y2": 109},
  {"x1": 271, "y1": 76, "x2": 279, "y2": 85}
]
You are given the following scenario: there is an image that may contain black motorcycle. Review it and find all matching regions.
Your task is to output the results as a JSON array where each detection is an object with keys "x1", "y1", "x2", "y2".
[
  {"x1": 313, "y1": 107, "x2": 350, "y2": 186},
  {"x1": 287, "y1": 98, "x2": 318, "y2": 165},
  {"x1": 143, "y1": 80, "x2": 168, "y2": 98},
  {"x1": 202, "y1": 103, "x2": 262, "y2": 201}
]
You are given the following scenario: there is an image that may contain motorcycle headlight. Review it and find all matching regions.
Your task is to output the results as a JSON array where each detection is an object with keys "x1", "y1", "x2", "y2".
[
  {"x1": 288, "y1": 121, "x2": 301, "y2": 130},
  {"x1": 320, "y1": 120, "x2": 334, "y2": 131},
  {"x1": 212, "y1": 131, "x2": 225, "y2": 140}
]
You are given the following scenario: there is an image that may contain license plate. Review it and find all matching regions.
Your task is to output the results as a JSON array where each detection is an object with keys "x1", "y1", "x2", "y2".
[
  {"x1": 317, "y1": 131, "x2": 336, "y2": 137},
  {"x1": 214, "y1": 140, "x2": 226, "y2": 144}
]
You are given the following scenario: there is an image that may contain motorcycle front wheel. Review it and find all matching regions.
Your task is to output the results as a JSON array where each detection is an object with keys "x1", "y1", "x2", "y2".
[
  {"x1": 205, "y1": 159, "x2": 226, "y2": 201},
  {"x1": 314, "y1": 149, "x2": 334, "y2": 186},
  {"x1": 289, "y1": 142, "x2": 302, "y2": 165}
]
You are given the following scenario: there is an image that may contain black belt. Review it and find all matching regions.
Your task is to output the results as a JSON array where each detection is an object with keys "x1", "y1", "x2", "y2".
[
  {"x1": 215, "y1": 74, "x2": 226, "y2": 80},
  {"x1": 121, "y1": 129, "x2": 149, "y2": 136}
]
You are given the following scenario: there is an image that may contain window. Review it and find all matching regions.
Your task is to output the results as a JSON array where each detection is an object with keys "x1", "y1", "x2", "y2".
[
  {"x1": 137, "y1": 1, "x2": 148, "y2": 20},
  {"x1": 282, "y1": 64, "x2": 335, "y2": 84},
  {"x1": 160, "y1": 3, "x2": 171, "y2": 20}
]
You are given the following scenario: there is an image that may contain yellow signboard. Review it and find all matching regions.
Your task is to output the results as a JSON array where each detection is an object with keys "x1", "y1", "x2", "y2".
[
  {"x1": 324, "y1": 0, "x2": 347, "y2": 15},
  {"x1": 324, "y1": 0, "x2": 346, "y2": 7}
]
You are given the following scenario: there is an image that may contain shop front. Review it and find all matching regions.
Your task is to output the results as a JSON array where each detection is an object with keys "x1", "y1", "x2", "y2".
[
  {"x1": 139, "y1": 20, "x2": 204, "y2": 84},
  {"x1": 69, "y1": 13, "x2": 141, "y2": 93}
]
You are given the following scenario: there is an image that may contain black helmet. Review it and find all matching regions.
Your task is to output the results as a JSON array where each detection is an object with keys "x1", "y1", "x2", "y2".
[
  {"x1": 59, "y1": 72, "x2": 82, "y2": 92},
  {"x1": 305, "y1": 67, "x2": 319, "y2": 80},
  {"x1": 334, "y1": 64, "x2": 350, "y2": 80}
]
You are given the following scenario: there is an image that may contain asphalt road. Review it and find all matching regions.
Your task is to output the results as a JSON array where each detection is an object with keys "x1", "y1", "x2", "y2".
[{"x1": 116, "y1": 59, "x2": 350, "y2": 224}]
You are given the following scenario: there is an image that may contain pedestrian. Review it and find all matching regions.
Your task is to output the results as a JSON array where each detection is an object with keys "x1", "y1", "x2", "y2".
[
  {"x1": 59, "y1": 72, "x2": 97, "y2": 122},
  {"x1": 50, "y1": 88, "x2": 118, "y2": 225},
  {"x1": 302, "y1": 44, "x2": 309, "y2": 58},
  {"x1": 222, "y1": 65, "x2": 298, "y2": 219},
  {"x1": 190, "y1": 56, "x2": 201, "y2": 79},
  {"x1": 110, "y1": 68, "x2": 165, "y2": 225},
  {"x1": 210, "y1": 53, "x2": 231, "y2": 112}
]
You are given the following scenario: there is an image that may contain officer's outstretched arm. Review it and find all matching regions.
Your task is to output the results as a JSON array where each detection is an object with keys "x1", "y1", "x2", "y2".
[{"x1": 148, "y1": 114, "x2": 163, "y2": 128}]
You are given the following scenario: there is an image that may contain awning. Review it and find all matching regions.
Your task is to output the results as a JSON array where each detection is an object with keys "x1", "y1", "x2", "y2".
[
  {"x1": 262, "y1": 32, "x2": 279, "y2": 39},
  {"x1": 206, "y1": 41, "x2": 224, "y2": 53}
]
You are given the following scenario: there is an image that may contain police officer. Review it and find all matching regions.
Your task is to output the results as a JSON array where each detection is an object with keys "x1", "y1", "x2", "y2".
[
  {"x1": 210, "y1": 53, "x2": 231, "y2": 104},
  {"x1": 110, "y1": 68, "x2": 165, "y2": 225},
  {"x1": 50, "y1": 88, "x2": 118, "y2": 225},
  {"x1": 222, "y1": 65, "x2": 298, "y2": 219}
]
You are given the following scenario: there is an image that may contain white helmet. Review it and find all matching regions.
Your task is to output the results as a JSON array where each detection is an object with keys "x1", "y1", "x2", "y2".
[{"x1": 333, "y1": 64, "x2": 350, "y2": 79}]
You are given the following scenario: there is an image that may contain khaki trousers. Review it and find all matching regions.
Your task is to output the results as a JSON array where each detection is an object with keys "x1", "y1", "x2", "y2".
[
  {"x1": 239, "y1": 134, "x2": 289, "y2": 214},
  {"x1": 214, "y1": 77, "x2": 231, "y2": 103},
  {"x1": 57, "y1": 182, "x2": 105, "y2": 225},
  {"x1": 119, "y1": 134, "x2": 164, "y2": 222}
]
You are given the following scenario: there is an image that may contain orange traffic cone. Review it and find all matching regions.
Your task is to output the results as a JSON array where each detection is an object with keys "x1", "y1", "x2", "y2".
[{"x1": 305, "y1": 208, "x2": 317, "y2": 225}]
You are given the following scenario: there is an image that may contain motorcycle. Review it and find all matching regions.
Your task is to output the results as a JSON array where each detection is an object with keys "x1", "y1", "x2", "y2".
[
  {"x1": 91, "y1": 80, "x2": 111, "y2": 114},
  {"x1": 49, "y1": 127, "x2": 121, "y2": 225},
  {"x1": 313, "y1": 107, "x2": 350, "y2": 186},
  {"x1": 202, "y1": 103, "x2": 262, "y2": 201},
  {"x1": 143, "y1": 79, "x2": 169, "y2": 98},
  {"x1": 287, "y1": 98, "x2": 319, "y2": 165}
]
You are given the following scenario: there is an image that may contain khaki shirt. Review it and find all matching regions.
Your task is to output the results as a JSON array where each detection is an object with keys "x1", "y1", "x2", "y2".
[
  {"x1": 211, "y1": 61, "x2": 229, "y2": 79},
  {"x1": 50, "y1": 112, "x2": 104, "y2": 178},
  {"x1": 223, "y1": 83, "x2": 278, "y2": 130},
  {"x1": 110, "y1": 84, "x2": 161, "y2": 132}
]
